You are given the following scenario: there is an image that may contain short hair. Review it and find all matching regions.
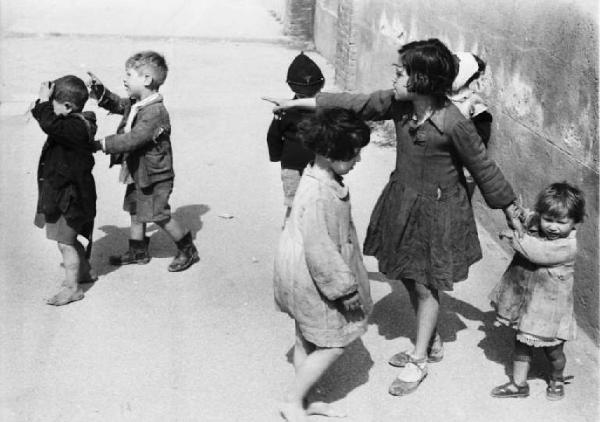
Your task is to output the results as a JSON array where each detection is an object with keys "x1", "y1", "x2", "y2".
[
  {"x1": 125, "y1": 51, "x2": 168, "y2": 89},
  {"x1": 398, "y1": 38, "x2": 457, "y2": 101},
  {"x1": 534, "y1": 182, "x2": 586, "y2": 223},
  {"x1": 298, "y1": 107, "x2": 370, "y2": 161},
  {"x1": 52, "y1": 75, "x2": 89, "y2": 112}
]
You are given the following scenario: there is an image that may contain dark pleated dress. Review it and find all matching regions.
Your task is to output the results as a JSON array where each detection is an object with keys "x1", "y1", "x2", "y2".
[{"x1": 317, "y1": 90, "x2": 516, "y2": 291}]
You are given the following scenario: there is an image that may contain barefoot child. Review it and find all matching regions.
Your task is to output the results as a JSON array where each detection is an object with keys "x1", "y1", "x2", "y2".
[
  {"x1": 88, "y1": 51, "x2": 199, "y2": 272},
  {"x1": 273, "y1": 108, "x2": 373, "y2": 421},
  {"x1": 32, "y1": 76, "x2": 98, "y2": 305},
  {"x1": 490, "y1": 182, "x2": 585, "y2": 400},
  {"x1": 266, "y1": 52, "x2": 324, "y2": 223}
]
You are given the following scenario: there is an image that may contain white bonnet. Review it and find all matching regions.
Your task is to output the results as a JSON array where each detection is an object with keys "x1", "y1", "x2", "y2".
[{"x1": 452, "y1": 52, "x2": 480, "y2": 92}]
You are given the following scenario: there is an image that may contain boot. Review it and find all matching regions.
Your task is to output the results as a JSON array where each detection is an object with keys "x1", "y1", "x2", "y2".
[
  {"x1": 109, "y1": 237, "x2": 150, "y2": 265},
  {"x1": 168, "y1": 232, "x2": 199, "y2": 272}
]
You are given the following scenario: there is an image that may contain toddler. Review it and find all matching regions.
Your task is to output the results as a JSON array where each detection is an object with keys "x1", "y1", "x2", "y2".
[
  {"x1": 490, "y1": 182, "x2": 585, "y2": 400},
  {"x1": 32, "y1": 75, "x2": 98, "y2": 305},
  {"x1": 273, "y1": 107, "x2": 372, "y2": 421}
]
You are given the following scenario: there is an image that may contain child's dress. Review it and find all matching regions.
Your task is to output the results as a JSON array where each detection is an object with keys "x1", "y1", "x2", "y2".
[
  {"x1": 489, "y1": 225, "x2": 578, "y2": 346},
  {"x1": 273, "y1": 164, "x2": 373, "y2": 348},
  {"x1": 316, "y1": 90, "x2": 516, "y2": 290}
]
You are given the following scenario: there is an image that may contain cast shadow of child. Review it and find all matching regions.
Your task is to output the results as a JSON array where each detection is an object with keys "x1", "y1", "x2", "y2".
[
  {"x1": 285, "y1": 338, "x2": 374, "y2": 405},
  {"x1": 89, "y1": 204, "x2": 210, "y2": 279}
]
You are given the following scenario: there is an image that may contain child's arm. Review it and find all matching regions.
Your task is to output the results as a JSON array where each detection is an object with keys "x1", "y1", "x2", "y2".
[
  {"x1": 266, "y1": 115, "x2": 283, "y2": 162},
  {"x1": 316, "y1": 90, "x2": 396, "y2": 121},
  {"x1": 507, "y1": 232, "x2": 577, "y2": 266},
  {"x1": 86, "y1": 72, "x2": 129, "y2": 115},
  {"x1": 301, "y1": 198, "x2": 358, "y2": 302},
  {"x1": 101, "y1": 106, "x2": 165, "y2": 154}
]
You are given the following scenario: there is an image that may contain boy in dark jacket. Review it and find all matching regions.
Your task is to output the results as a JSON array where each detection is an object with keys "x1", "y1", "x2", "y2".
[
  {"x1": 88, "y1": 51, "x2": 199, "y2": 272},
  {"x1": 32, "y1": 75, "x2": 97, "y2": 306},
  {"x1": 266, "y1": 52, "x2": 324, "y2": 222}
]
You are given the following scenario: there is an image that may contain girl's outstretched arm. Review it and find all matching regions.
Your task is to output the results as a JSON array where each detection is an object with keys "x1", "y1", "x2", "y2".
[{"x1": 262, "y1": 96, "x2": 316, "y2": 112}]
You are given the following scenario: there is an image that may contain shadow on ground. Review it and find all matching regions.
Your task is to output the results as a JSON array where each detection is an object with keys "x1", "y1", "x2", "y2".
[
  {"x1": 88, "y1": 204, "x2": 209, "y2": 280},
  {"x1": 368, "y1": 272, "x2": 550, "y2": 380},
  {"x1": 285, "y1": 338, "x2": 374, "y2": 405}
]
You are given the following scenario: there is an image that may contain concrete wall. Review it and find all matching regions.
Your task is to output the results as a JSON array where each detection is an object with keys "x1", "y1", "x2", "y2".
[{"x1": 307, "y1": 0, "x2": 599, "y2": 342}]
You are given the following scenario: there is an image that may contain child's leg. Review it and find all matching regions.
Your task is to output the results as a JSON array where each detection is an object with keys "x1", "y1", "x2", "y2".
[
  {"x1": 544, "y1": 342, "x2": 567, "y2": 400},
  {"x1": 109, "y1": 218, "x2": 150, "y2": 265},
  {"x1": 47, "y1": 241, "x2": 84, "y2": 306},
  {"x1": 405, "y1": 280, "x2": 440, "y2": 360},
  {"x1": 156, "y1": 217, "x2": 199, "y2": 272},
  {"x1": 130, "y1": 218, "x2": 146, "y2": 240},
  {"x1": 281, "y1": 329, "x2": 344, "y2": 422},
  {"x1": 490, "y1": 338, "x2": 531, "y2": 397}
]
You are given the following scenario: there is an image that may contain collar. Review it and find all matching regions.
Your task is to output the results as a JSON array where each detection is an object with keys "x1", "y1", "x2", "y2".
[
  {"x1": 428, "y1": 106, "x2": 446, "y2": 134},
  {"x1": 303, "y1": 163, "x2": 349, "y2": 199},
  {"x1": 132, "y1": 93, "x2": 162, "y2": 110}
]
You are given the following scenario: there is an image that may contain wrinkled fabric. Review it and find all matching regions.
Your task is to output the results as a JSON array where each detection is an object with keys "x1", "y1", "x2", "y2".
[
  {"x1": 317, "y1": 90, "x2": 516, "y2": 290},
  {"x1": 273, "y1": 164, "x2": 372, "y2": 347},
  {"x1": 490, "y1": 229, "x2": 578, "y2": 341}
]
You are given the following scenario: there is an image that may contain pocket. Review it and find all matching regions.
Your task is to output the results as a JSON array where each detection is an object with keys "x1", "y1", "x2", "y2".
[{"x1": 144, "y1": 148, "x2": 171, "y2": 174}]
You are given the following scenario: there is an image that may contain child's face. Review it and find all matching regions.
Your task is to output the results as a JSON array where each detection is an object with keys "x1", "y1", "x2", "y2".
[
  {"x1": 123, "y1": 67, "x2": 150, "y2": 98},
  {"x1": 539, "y1": 213, "x2": 576, "y2": 240},
  {"x1": 392, "y1": 63, "x2": 412, "y2": 100},
  {"x1": 329, "y1": 149, "x2": 362, "y2": 176},
  {"x1": 52, "y1": 100, "x2": 71, "y2": 116}
]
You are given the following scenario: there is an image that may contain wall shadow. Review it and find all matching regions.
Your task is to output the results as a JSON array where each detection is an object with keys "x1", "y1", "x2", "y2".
[
  {"x1": 285, "y1": 338, "x2": 374, "y2": 405},
  {"x1": 89, "y1": 203, "x2": 210, "y2": 279}
]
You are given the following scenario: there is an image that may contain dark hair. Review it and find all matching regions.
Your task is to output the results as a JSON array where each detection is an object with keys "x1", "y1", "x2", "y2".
[
  {"x1": 125, "y1": 51, "x2": 168, "y2": 89},
  {"x1": 534, "y1": 182, "x2": 586, "y2": 223},
  {"x1": 398, "y1": 38, "x2": 457, "y2": 102},
  {"x1": 52, "y1": 75, "x2": 89, "y2": 112},
  {"x1": 298, "y1": 107, "x2": 370, "y2": 161}
]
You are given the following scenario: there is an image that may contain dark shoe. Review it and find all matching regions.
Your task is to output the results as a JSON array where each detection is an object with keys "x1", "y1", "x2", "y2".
[
  {"x1": 109, "y1": 238, "x2": 150, "y2": 266},
  {"x1": 168, "y1": 232, "x2": 199, "y2": 272},
  {"x1": 491, "y1": 381, "x2": 530, "y2": 398},
  {"x1": 546, "y1": 375, "x2": 572, "y2": 401},
  {"x1": 389, "y1": 360, "x2": 428, "y2": 396}
]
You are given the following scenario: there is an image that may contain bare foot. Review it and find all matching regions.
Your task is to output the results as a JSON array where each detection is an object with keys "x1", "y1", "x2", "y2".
[
  {"x1": 279, "y1": 402, "x2": 306, "y2": 422},
  {"x1": 46, "y1": 287, "x2": 84, "y2": 306},
  {"x1": 306, "y1": 401, "x2": 347, "y2": 418}
]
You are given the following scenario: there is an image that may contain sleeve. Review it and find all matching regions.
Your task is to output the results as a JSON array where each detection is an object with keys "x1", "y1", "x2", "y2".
[
  {"x1": 510, "y1": 233, "x2": 577, "y2": 266},
  {"x1": 316, "y1": 89, "x2": 396, "y2": 121},
  {"x1": 97, "y1": 87, "x2": 130, "y2": 115},
  {"x1": 471, "y1": 111, "x2": 492, "y2": 147},
  {"x1": 266, "y1": 115, "x2": 283, "y2": 162},
  {"x1": 103, "y1": 106, "x2": 162, "y2": 153},
  {"x1": 31, "y1": 101, "x2": 90, "y2": 149},
  {"x1": 448, "y1": 118, "x2": 516, "y2": 209},
  {"x1": 300, "y1": 197, "x2": 357, "y2": 301}
]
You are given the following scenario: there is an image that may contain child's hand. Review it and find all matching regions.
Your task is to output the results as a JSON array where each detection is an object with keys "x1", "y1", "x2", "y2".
[
  {"x1": 261, "y1": 96, "x2": 290, "y2": 112},
  {"x1": 498, "y1": 229, "x2": 514, "y2": 240},
  {"x1": 38, "y1": 81, "x2": 54, "y2": 102},
  {"x1": 339, "y1": 291, "x2": 362, "y2": 312},
  {"x1": 86, "y1": 71, "x2": 105, "y2": 100},
  {"x1": 91, "y1": 140, "x2": 103, "y2": 152},
  {"x1": 503, "y1": 201, "x2": 525, "y2": 238}
]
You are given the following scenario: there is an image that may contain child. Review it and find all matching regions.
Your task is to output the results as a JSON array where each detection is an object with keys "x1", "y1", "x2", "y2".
[
  {"x1": 266, "y1": 52, "x2": 324, "y2": 222},
  {"x1": 266, "y1": 39, "x2": 522, "y2": 396},
  {"x1": 449, "y1": 52, "x2": 494, "y2": 199},
  {"x1": 490, "y1": 182, "x2": 585, "y2": 400},
  {"x1": 32, "y1": 75, "x2": 98, "y2": 306},
  {"x1": 273, "y1": 108, "x2": 373, "y2": 421},
  {"x1": 87, "y1": 51, "x2": 199, "y2": 272}
]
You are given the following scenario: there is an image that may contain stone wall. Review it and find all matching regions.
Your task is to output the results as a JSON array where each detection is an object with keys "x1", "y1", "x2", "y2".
[{"x1": 306, "y1": 0, "x2": 599, "y2": 342}]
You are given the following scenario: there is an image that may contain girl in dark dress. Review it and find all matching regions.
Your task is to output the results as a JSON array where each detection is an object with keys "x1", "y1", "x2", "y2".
[{"x1": 265, "y1": 38, "x2": 522, "y2": 396}]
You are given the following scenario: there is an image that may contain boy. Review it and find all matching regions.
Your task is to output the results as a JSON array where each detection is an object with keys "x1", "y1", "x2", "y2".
[
  {"x1": 32, "y1": 75, "x2": 97, "y2": 305},
  {"x1": 88, "y1": 51, "x2": 198, "y2": 272},
  {"x1": 266, "y1": 52, "x2": 324, "y2": 222}
]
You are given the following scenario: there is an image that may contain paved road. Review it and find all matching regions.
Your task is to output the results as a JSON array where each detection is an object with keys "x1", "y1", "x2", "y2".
[{"x1": 1, "y1": 2, "x2": 598, "y2": 421}]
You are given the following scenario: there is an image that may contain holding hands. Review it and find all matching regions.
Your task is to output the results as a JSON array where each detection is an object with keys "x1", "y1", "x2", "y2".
[{"x1": 86, "y1": 71, "x2": 105, "y2": 100}]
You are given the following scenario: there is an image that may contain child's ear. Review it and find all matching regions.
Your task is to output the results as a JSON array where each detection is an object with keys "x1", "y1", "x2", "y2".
[
  {"x1": 143, "y1": 73, "x2": 154, "y2": 88},
  {"x1": 64, "y1": 102, "x2": 74, "y2": 113}
]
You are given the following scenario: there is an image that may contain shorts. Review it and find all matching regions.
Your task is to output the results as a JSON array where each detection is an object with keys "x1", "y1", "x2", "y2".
[
  {"x1": 123, "y1": 179, "x2": 173, "y2": 223},
  {"x1": 34, "y1": 213, "x2": 78, "y2": 245},
  {"x1": 281, "y1": 168, "x2": 301, "y2": 207}
]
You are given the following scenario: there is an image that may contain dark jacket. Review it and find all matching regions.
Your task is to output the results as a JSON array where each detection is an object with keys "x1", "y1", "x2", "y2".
[
  {"x1": 32, "y1": 101, "x2": 97, "y2": 237},
  {"x1": 98, "y1": 89, "x2": 174, "y2": 188},
  {"x1": 266, "y1": 107, "x2": 315, "y2": 172}
]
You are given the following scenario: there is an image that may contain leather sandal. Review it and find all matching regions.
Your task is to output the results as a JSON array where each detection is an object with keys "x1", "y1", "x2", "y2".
[
  {"x1": 389, "y1": 359, "x2": 428, "y2": 396},
  {"x1": 389, "y1": 344, "x2": 443, "y2": 367},
  {"x1": 490, "y1": 381, "x2": 530, "y2": 398}
]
